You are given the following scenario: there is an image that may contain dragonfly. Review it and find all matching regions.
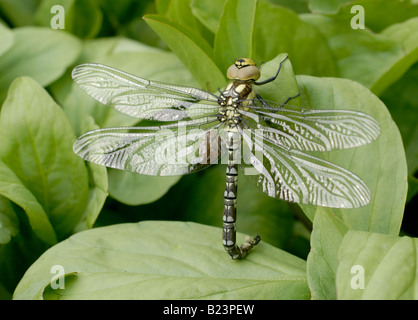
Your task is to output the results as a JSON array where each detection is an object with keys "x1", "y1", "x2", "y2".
[{"x1": 72, "y1": 56, "x2": 380, "y2": 260}]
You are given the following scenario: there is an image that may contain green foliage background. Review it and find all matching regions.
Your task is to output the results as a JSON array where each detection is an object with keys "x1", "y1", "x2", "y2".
[{"x1": 0, "y1": 0, "x2": 417, "y2": 300}]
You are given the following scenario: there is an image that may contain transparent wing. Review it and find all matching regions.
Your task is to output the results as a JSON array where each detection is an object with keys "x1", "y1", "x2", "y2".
[
  {"x1": 242, "y1": 99, "x2": 380, "y2": 152},
  {"x1": 238, "y1": 126, "x2": 371, "y2": 208},
  {"x1": 72, "y1": 63, "x2": 220, "y2": 121},
  {"x1": 73, "y1": 120, "x2": 226, "y2": 176}
]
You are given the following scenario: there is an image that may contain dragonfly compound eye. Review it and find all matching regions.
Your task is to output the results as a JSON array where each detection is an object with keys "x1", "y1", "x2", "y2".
[
  {"x1": 227, "y1": 58, "x2": 260, "y2": 81},
  {"x1": 227, "y1": 64, "x2": 239, "y2": 80},
  {"x1": 237, "y1": 65, "x2": 260, "y2": 81}
]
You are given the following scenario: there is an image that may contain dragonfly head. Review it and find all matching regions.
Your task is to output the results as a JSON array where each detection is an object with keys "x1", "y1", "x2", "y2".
[{"x1": 227, "y1": 58, "x2": 260, "y2": 81}]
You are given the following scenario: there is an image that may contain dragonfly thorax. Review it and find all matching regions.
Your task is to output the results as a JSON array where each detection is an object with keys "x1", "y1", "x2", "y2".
[{"x1": 218, "y1": 80, "x2": 255, "y2": 125}]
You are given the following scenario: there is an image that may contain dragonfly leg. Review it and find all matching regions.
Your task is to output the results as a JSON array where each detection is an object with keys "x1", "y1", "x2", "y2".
[
  {"x1": 254, "y1": 55, "x2": 288, "y2": 86},
  {"x1": 255, "y1": 91, "x2": 301, "y2": 111},
  {"x1": 280, "y1": 92, "x2": 301, "y2": 108}
]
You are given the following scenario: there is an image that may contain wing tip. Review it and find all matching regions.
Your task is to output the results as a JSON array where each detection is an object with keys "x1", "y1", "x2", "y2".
[{"x1": 71, "y1": 63, "x2": 102, "y2": 81}]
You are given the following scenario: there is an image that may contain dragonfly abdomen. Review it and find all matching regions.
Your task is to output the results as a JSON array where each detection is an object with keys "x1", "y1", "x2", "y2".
[
  {"x1": 222, "y1": 131, "x2": 260, "y2": 259},
  {"x1": 222, "y1": 163, "x2": 239, "y2": 258}
]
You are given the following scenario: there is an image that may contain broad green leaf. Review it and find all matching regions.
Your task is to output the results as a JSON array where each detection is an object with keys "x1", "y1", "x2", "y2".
[
  {"x1": 164, "y1": 0, "x2": 213, "y2": 44},
  {"x1": 255, "y1": 53, "x2": 301, "y2": 107},
  {"x1": 308, "y1": 0, "x2": 350, "y2": 14},
  {"x1": 0, "y1": 77, "x2": 89, "y2": 242},
  {"x1": 155, "y1": 0, "x2": 170, "y2": 15},
  {"x1": 74, "y1": 161, "x2": 108, "y2": 232},
  {"x1": 301, "y1": 14, "x2": 418, "y2": 95},
  {"x1": 381, "y1": 63, "x2": 418, "y2": 178},
  {"x1": 97, "y1": 0, "x2": 149, "y2": 23},
  {"x1": 331, "y1": 0, "x2": 418, "y2": 33},
  {"x1": 297, "y1": 75, "x2": 407, "y2": 235},
  {"x1": 252, "y1": 0, "x2": 337, "y2": 77},
  {"x1": 35, "y1": 0, "x2": 102, "y2": 39},
  {"x1": 307, "y1": 209, "x2": 348, "y2": 300},
  {"x1": 337, "y1": 231, "x2": 418, "y2": 299},
  {"x1": 381, "y1": 62, "x2": 418, "y2": 203},
  {"x1": 0, "y1": 23, "x2": 14, "y2": 57},
  {"x1": 144, "y1": 14, "x2": 225, "y2": 92},
  {"x1": 13, "y1": 221, "x2": 310, "y2": 300},
  {"x1": 374, "y1": 17, "x2": 418, "y2": 95},
  {"x1": 213, "y1": 0, "x2": 257, "y2": 71},
  {"x1": 0, "y1": 27, "x2": 81, "y2": 104},
  {"x1": 0, "y1": 161, "x2": 56, "y2": 244},
  {"x1": 0, "y1": 195, "x2": 19, "y2": 244},
  {"x1": 190, "y1": 0, "x2": 225, "y2": 33},
  {"x1": 268, "y1": 0, "x2": 310, "y2": 13},
  {"x1": 108, "y1": 169, "x2": 180, "y2": 206},
  {"x1": 0, "y1": 0, "x2": 38, "y2": 26}
]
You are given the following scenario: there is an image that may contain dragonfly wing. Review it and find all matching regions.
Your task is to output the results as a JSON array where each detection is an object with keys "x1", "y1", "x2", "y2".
[
  {"x1": 73, "y1": 121, "x2": 226, "y2": 176},
  {"x1": 239, "y1": 127, "x2": 371, "y2": 208},
  {"x1": 248, "y1": 102, "x2": 380, "y2": 151},
  {"x1": 72, "y1": 63, "x2": 220, "y2": 121}
]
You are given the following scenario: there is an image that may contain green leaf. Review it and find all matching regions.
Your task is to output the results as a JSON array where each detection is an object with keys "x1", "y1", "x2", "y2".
[
  {"x1": 300, "y1": 14, "x2": 418, "y2": 95},
  {"x1": 190, "y1": 0, "x2": 225, "y2": 33},
  {"x1": 337, "y1": 231, "x2": 418, "y2": 299},
  {"x1": 255, "y1": 53, "x2": 301, "y2": 107},
  {"x1": 74, "y1": 162, "x2": 108, "y2": 232},
  {"x1": 268, "y1": 0, "x2": 310, "y2": 13},
  {"x1": 34, "y1": 0, "x2": 103, "y2": 39},
  {"x1": 213, "y1": 0, "x2": 257, "y2": 71},
  {"x1": 0, "y1": 195, "x2": 19, "y2": 244},
  {"x1": 213, "y1": 0, "x2": 336, "y2": 75},
  {"x1": 381, "y1": 62, "x2": 418, "y2": 203},
  {"x1": 307, "y1": 209, "x2": 348, "y2": 300},
  {"x1": 252, "y1": 0, "x2": 337, "y2": 77},
  {"x1": 155, "y1": 0, "x2": 170, "y2": 15},
  {"x1": 13, "y1": 221, "x2": 310, "y2": 300},
  {"x1": 297, "y1": 76, "x2": 407, "y2": 236},
  {"x1": 108, "y1": 169, "x2": 180, "y2": 206},
  {"x1": 381, "y1": 62, "x2": 418, "y2": 179},
  {"x1": 331, "y1": 0, "x2": 418, "y2": 33},
  {"x1": 0, "y1": 27, "x2": 81, "y2": 104},
  {"x1": 0, "y1": 77, "x2": 89, "y2": 243},
  {"x1": 0, "y1": 23, "x2": 14, "y2": 57},
  {"x1": 0, "y1": 161, "x2": 56, "y2": 244},
  {"x1": 0, "y1": 0, "x2": 38, "y2": 26},
  {"x1": 308, "y1": 0, "x2": 350, "y2": 14},
  {"x1": 163, "y1": 0, "x2": 213, "y2": 44},
  {"x1": 375, "y1": 17, "x2": 418, "y2": 95},
  {"x1": 144, "y1": 14, "x2": 225, "y2": 92}
]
